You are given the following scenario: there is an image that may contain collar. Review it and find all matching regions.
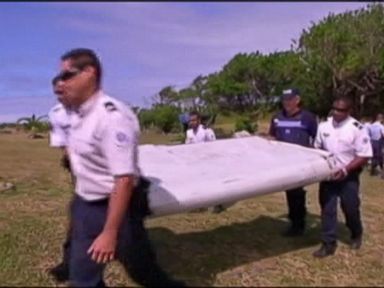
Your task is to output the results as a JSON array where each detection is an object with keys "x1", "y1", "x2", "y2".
[
  {"x1": 332, "y1": 116, "x2": 350, "y2": 128},
  {"x1": 283, "y1": 109, "x2": 301, "y2": 118},
  {"x1": 192, "y1": 124, "x2": 204, "y2": 134},
  {"x1": 76, "y1": 90, "x2": 103, "y2": 117}
]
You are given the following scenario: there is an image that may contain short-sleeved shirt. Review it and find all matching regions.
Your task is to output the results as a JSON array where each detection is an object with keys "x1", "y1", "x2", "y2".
[
  {"x1": 185, "y1": 124, "x2": 216, "y2": 144},
  {"x1": 269, "y1": 109, "x2": 318, "y2": 147},
  {"x1": 368, "y1": 121, "x2": 384, "y2": 141},
  {"x1": 314, "y1": 116, "x2": 373, "y2": 170},
  {"x1": 48, "y1": 103, "x2": 71, "y2": 147},
  {"x1": 67, "y1": 90, "x2": 140, "y2": 201}
]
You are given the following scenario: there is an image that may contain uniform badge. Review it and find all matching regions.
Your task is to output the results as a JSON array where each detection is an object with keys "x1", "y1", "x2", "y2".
[{"x1": 116, "y1": 132, "x2": 128, "y2": 143}]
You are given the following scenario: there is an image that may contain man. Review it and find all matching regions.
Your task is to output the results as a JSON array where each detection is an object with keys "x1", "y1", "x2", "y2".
[
  {"x1": 313, "y1": 96, "x2": 372, "y2": 258},
  {"x1": 367, "y1": 113, "x2": 384, "y2": 176},
  {"x1": 47, "y1": 76, "x2": 73, "y2": 282},
  {"x1": 184, "y1": 111, "x2": 227, "y2": 213},
  {"x1": 53, "y1": 48, "x2": 184, "y2": 287},
  {"x1": 268, "y1": 88, "x2": 318, "y2": 237},
  {"x1": 185, "y1": 110, "x2": 216, "y2": 144}
]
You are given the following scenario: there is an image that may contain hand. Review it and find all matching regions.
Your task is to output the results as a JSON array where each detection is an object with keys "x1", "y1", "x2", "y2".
[
  {"x1": 331, "y1": 169, "x2": 347, "y2": 181},
  {"x1": 87, "y1": 230, "x2": 118, "y2": 264}
]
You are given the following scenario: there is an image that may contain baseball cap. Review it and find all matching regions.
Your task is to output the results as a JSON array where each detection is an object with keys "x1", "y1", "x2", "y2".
[{"x1": 281, "y1": 88, "x2": 300, "y2": 100}]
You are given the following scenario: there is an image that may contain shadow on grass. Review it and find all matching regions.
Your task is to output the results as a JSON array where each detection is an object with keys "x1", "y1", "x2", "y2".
[{"x1": 149, "y1": 212, "x2": 352, "y2": 286}]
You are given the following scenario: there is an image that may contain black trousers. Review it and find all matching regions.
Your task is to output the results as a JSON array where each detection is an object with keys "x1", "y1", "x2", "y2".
[
  {"x1": 69, "y1": 195, "x2": 180, "y2": 287},
  {"x1": 285, "y1": 187, "x2": 307, "y2": 229},
  {"x1": 319, "y1": 174, "x2": 363, "y2": 245}
]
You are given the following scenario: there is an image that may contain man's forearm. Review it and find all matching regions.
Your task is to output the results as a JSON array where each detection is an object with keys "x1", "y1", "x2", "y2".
[
  {"x1": 103, "y1": 176, "x2": 135, "y2": 234},
  {"x1": 345, "y1": 157, "x2": 369, "y2": 173}
]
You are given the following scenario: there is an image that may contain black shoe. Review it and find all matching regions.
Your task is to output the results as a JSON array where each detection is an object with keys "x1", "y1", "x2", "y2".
[
  {"x1": 312, "y1": 244, "x2": 337, "y2": 258},
  {"x1": 350, "y1": 237, "x2": 362, "y2": 250},
  {"x1": 281, "y1": 226, "x2": 304, "y2": 237},
  {"x1": 47, "y1": 262, "x2": 69, "y2": 282}
]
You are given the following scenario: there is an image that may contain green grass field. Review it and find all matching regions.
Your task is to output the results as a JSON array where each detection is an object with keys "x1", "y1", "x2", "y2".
[{"x1": 0, "y1": 129, "x2": 383, "y2": 287}]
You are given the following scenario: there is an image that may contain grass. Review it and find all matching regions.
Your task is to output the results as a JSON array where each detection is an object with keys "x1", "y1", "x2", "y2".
[{"x1": 0, "y1": 129, "x2": 383, "y2": 287}]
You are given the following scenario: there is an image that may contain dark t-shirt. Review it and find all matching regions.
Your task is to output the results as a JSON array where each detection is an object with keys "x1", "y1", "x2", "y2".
[{"x1": 269, "y1": 109, "x2": 318, "y2": 147}]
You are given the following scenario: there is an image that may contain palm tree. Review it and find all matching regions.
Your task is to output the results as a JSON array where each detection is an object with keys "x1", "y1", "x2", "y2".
[{"x1": 16, "y1": 114, "x2": 50, "y2": 138}]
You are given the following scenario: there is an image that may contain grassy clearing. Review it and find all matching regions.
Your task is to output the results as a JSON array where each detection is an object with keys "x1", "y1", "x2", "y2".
[{"x1": 0, "y1": 131, "x2": 383, "y2": 287}]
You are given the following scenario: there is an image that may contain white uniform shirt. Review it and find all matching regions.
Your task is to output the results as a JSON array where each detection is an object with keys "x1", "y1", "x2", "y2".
[
  {"x1": 67, "y1": 91, "x2": 140, "y2": 201},
  {"x1": 367, "y1": 121, "x2": 384, "y2": 141},
  {"x1": 314, "y1": 116, "x2": 372, "y2": 170},
  {"x1": 48, "y1": 103, "x2": 71, "y2": 147},
  {"x1": 185, "y1": 124, "x2": 216, "y2": 144},
  {"x1": 363, "y1": 122, "x2": 371, "y2": 135}
]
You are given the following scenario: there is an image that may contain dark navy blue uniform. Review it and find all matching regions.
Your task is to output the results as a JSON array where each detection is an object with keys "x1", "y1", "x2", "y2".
[
  {"x1": 69, "y1": 179, "x2": 179, "y2": 287},
  {"x1": 269, "y1": 109, "x2": 318, "y2": 231},
  {"x1": 319, "y1": 173, "x2": 362, "y2": 245}
]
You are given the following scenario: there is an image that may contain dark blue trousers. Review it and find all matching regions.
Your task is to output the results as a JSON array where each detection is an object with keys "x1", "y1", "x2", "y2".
[
  {"x1": 319, "y1": 175, "x2": 363, "y2": 245},
  {"x1": 371, "y1": 140, "x2": 383, "y2": 170},
  {"x1": 69, "y1": 195, "x2": 180, "y2": 287},
  {"x1": 285, "y1": 187, "x2": 307, "y2": 229}
]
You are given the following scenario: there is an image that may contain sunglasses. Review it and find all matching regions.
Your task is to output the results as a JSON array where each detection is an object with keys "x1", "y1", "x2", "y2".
[
  {"x1": 332, "y1": 106, "x2": 349, "y2": 113},
  {"x1": 53, "y1": 68, "x2": 82, "y2": 83}
]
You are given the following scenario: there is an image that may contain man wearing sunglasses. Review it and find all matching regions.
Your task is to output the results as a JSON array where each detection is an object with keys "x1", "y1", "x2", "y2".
[
  {"x1": 53, "y1": 48, "x2": 185, "y2": 287},
  {"x1": 313, "y1": 96, "x2": 372, "y2": 258},
  {"x1": 268, "y1": 88, "x2": 318, "y2": 237}
]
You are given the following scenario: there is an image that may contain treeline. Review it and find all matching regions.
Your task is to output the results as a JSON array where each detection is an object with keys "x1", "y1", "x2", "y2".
[{"x1": 138, "y1": 4, "x2": 384, "y2": 133}]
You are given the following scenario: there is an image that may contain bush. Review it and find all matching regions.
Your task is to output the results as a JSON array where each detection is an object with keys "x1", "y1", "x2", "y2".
[
  {"x1": 138, "y1": 109, "x2": 155, "y2": 130},
  {"x1": 234, "y1": 116, "x2": 257, "y2": 134},
  {"x1": 213, "y1": 127, "x2": 233, "y2": 139},
  {"x1": 152, "y1": 105, "x2": 181, "y2": 134}
]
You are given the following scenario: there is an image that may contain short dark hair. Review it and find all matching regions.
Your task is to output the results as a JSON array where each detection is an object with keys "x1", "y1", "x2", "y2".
[
  {"x1": 333, "y1": 96, "x2": 353, "y2": 110},
  {"x1": 61, "y1": 48, "x2": 102, "y2": 88},
  {"x1": 189, "y1": 110, "x2": 201, "y2": 119}
]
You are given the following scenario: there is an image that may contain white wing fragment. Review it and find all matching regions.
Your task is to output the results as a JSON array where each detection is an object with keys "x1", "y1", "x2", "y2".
[{"x1": 139, "y1": 136, "x2": 337, "y2": 217}]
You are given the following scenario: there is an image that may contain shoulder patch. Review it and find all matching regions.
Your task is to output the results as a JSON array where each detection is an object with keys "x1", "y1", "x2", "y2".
[
  {"x1": 104, "y1": 102, "x2": 117, "y2": 112},
  {"x1": 353, "y1": 121, "x2": 363, "y2": 130}
]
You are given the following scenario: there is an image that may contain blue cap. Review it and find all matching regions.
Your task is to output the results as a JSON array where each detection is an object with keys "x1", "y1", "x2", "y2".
[{"x1": 281, "y1": 88, "x2": 300, "y2": 100}]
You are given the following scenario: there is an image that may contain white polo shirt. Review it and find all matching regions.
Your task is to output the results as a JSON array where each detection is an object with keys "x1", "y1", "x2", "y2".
[
  {"x1": 368, "y1": 121, "x2": 384, "y2": 141},
  {"x1": 67, "y1": 90, "x2": 140, "y2": 201},
  {"x1": 185, "y1": 124, "x2": 216, "y2": 144},
  {"x1": 314, "y1": 116, "x2": 372, "y2": 170},
  {"x1": 48, "y1": 103, "x2": 71, "y2": 147}
]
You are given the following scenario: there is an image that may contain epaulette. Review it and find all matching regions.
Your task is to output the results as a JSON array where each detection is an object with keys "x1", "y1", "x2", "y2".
[
  {"x1": 353, "y1": 121, "x2": 363, "y2": 130},
  {"x1": 104, "y1": 102, "x2": 117, "y2": 112},
  {"x1": 52, "y1": 106, "x2": 61, "y2": 112}
]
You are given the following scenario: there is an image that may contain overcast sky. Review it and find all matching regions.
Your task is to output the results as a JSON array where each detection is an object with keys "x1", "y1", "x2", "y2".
[{"x1": 0, "y1": 2, "x2": 369, "y2": 123}]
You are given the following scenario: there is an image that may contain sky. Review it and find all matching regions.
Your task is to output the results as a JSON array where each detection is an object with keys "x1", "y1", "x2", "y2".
[{"x1": 0, "y1": 2, "x2": 370, "y2": 123}]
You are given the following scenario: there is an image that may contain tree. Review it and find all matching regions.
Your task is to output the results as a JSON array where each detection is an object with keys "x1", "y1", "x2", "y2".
[
  {"x1": 297, "y1": 3, "x2": 384, "y2": 117},
  {"x1": 16, "y1": 114, "x2": 50, "y2": 138},
  {"x1": 152, "y1": 104, "x2": 181, "y2": 134}
]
